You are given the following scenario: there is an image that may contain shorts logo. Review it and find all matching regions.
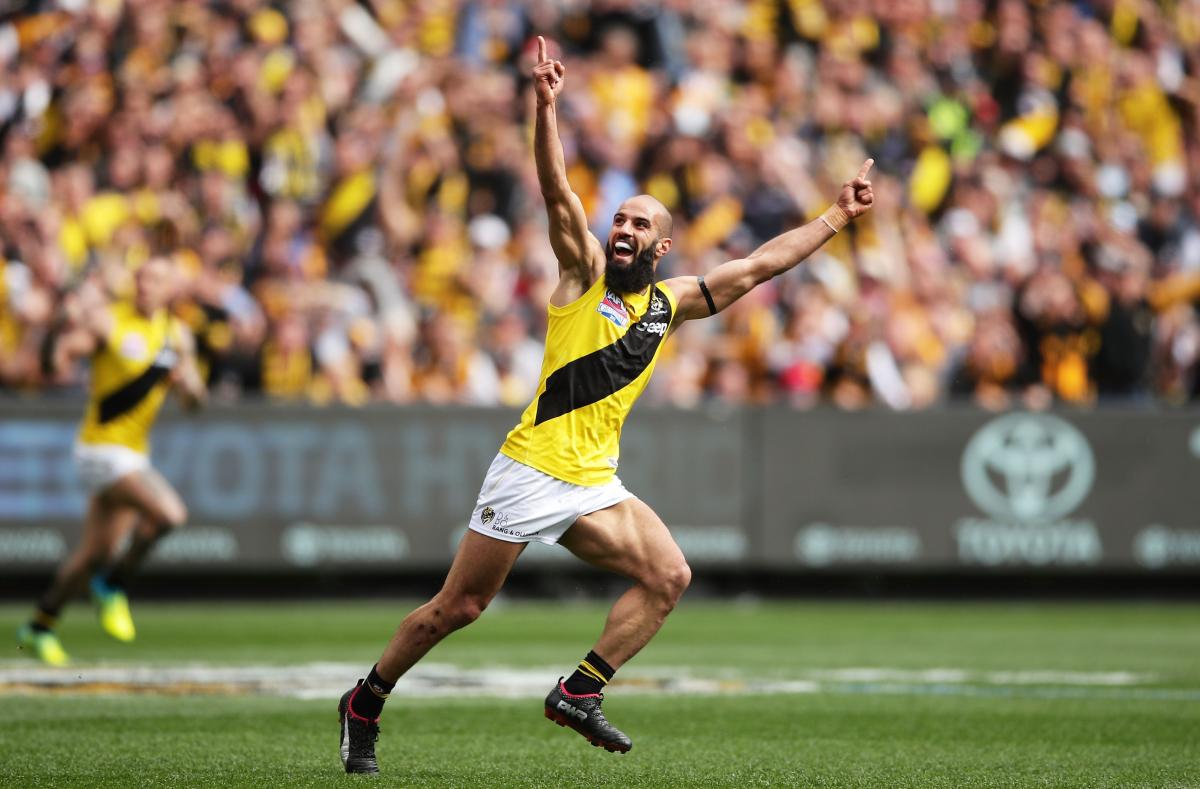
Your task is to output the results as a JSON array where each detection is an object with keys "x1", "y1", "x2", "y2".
[
  {"x1": 481, "y1": 506, "x2": 496, "y2": 525},
  {"x1": 597, "y1": 291, "x2": 629, "y2": 328}
]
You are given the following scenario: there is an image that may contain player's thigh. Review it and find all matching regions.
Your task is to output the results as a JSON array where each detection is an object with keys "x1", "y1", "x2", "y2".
[
  {"x1": 559, "y1": 497, "x2": 686, "y2": 582},
  {"x1": 102, "y1": 468, "x2": 187, "y2": 527},
  {"x1": 440, "y1": 530, "x2": 527, "y2": 604}
]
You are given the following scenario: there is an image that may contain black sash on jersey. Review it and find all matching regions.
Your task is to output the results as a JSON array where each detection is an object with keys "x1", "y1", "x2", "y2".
[
  {"x1": 534, "y1": 285, "x2": 673, "y2": 426},
  {"x1": 97, "y1": 346, "x2": 178, "y2": 424}
]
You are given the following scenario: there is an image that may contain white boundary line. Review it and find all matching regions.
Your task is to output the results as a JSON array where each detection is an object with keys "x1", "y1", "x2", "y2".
[{"x1": 1, "y1": 662, "x2": 1195, "y2": 702}]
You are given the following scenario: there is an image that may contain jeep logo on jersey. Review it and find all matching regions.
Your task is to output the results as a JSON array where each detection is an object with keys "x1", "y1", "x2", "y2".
[
  {"x1": 596, "y1": 290, "x2": 629, "y2": 329},
  {"x1": 636, "y1": 321, "x2": 668, "y2": 336},
  {"x1": 481, "y1": 506, "x2": 496, "y2": 525},
  {"x1": 961, "y1": 413, "x2": 1095, "y2": 525}
]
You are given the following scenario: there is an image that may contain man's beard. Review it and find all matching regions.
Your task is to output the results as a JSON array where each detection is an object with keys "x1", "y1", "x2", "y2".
[{"x1": 604, "y1": 243, "x2": 656, "y2": 294}]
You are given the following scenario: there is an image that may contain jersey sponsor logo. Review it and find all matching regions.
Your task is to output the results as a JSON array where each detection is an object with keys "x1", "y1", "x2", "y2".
[
  {"x1": 596, "y1": 290, "x2": 629, "y2": 329},
  {"x1": 153, "y1": 345, "x2": 179, "y2": 370},
  {"x1": 636, "y1": 321, "x2": 668, "y2": 336}
]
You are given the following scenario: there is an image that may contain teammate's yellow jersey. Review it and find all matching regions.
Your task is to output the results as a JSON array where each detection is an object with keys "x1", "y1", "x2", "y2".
[
  {"x1": 78, "y1": 301, "x2": 179, "y2": 454},
  {"x1": 500, "y1": 276, "x2": 677, "y2": 486}
]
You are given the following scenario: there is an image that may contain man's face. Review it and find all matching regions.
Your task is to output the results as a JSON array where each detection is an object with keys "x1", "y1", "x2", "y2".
[
  {"x1": 134, "y1": 258, "x2": 174, "y2": 312},
  {"x1": 605, "y1": 204, "x2": 661, "y2": 294}
]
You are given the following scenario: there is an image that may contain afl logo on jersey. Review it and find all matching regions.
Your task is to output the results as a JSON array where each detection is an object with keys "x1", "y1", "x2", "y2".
[
  {"x1": 119, "y1": 334, "x2": 148, "y2": 361},
  {"x1": 597, "y1": 290, "x2": 630, "y2": 329}
]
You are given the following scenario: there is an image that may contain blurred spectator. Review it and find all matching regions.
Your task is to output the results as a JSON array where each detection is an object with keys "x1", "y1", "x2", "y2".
[{"x1": 0, "y1": 0, "x2": 1196, "y2": 410}]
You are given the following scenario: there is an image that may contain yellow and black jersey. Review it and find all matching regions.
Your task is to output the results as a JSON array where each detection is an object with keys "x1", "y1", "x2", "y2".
[
  {"x1": 78, "y1": 301, "x2": 180, "y2": 454},
  {"x1": 500, "y1": 276, "x2": 678, "y2": 486}
]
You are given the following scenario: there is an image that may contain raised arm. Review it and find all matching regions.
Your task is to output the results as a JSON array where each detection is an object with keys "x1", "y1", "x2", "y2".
[
  {"x1": 169, "y1": 321, "x2": 207, "y2": 412},
  {"x1": 41, "y1": 299, "x2": 110, "y2": 382},
  {"x1": 532, "y1": 36, "x2": 604, "y2": 292},
  {"x1": 666, "y1": 159, "x2": 876, "y2": 322}
]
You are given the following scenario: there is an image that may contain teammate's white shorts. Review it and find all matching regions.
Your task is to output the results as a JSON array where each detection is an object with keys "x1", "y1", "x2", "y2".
[
  {"x1": 467, "y1": 453, "x2": 634, "y2": 545},
  {"x1": 74, "y1": 442, "x2": 150, "y2": 494}
]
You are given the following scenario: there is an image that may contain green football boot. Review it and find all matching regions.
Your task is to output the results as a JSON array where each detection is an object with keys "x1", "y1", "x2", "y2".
[
  {"x1": 16, "y1": 623, "x2": 70, "y2": 667},
  {"x1": 91, "y1": 576, "x2": 136, "y2": 642}
]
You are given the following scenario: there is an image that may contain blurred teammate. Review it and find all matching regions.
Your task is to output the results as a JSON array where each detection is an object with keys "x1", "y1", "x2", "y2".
[
  {"x1": 336, "y1": 37, "x2": 875, "y2": 773},
  {"x1": 16, "y1": 256, "x2": 206, "y2": 666}
]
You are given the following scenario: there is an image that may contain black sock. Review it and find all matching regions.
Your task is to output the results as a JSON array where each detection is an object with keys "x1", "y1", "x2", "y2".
[
  {"x1": 350, "y1": 664, "x2": 394, "y2": 720},
  {"x1": 106, "y1": 523, "x2": 171, "y2": 591},
  {"x1": 563, "y1": 650, "x2": 615, "y2": 696},
  {"x1": 29, "y1": 607, "x2": 59, "y2": 633}
]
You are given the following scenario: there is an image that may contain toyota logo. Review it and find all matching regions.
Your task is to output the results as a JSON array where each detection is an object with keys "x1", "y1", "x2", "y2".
[{"x1": 961, "y1": 414, "x2": 1095, "y2": 525}]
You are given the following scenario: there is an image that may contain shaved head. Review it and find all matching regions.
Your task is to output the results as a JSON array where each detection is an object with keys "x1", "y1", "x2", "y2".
[{"x1": 621, "y1": 195, "x2": 672, "y2": 238}]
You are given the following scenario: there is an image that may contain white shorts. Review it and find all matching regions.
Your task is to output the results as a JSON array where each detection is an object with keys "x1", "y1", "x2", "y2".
[
  {"x1": 74, "y1": 442, "x2": 150, "y2": 494},
  {"x1": 467, "y1": 453, "x2": 634, "y2": 545}
]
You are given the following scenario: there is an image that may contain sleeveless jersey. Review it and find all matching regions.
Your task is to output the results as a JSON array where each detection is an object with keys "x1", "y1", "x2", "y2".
[
  {"x1": 500, "y1": 276, "x2": 677, "y2": 486},
  {"x1": 78, "y1": 301, "x2": 179, "y2": 454}
]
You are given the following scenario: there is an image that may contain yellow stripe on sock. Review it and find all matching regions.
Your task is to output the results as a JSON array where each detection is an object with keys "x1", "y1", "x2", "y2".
[{"x1": 578, "y1": 661, "x2": 609, "y2": 685}]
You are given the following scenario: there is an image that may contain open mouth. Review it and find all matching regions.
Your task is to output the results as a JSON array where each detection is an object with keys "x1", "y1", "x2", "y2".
[{"x1": 613, "y1": 240, "x2": 634, "y2": 262}]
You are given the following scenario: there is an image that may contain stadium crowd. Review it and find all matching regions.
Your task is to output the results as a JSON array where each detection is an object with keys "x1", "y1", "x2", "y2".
[{"x1": 1, "y1": 0, "x2": 1198, "y2": 409}]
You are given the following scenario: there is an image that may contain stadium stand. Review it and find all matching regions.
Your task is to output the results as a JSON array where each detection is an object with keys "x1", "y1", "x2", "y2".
[{"x1": 0, "y1": 0, "x2": 1197, "y2": 409}]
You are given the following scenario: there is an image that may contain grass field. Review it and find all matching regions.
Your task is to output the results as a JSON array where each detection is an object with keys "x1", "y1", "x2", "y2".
[{"x1": 2, "y1": 600, "x2": 1198, "y2": 788}]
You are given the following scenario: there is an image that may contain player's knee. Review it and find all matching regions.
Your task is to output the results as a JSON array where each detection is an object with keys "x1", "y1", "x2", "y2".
[
  {"x1": 157, "y1": 499, "x2": 187, "y2": 531},
  {"x1": 648, "y1": 559, "x2": 691, "y2": 605},
  {"x1": 445, "y1": 594, "x2": 489, "y2": 630},
  {"x1": 665, "y1": 560, "x2": 692, "y2": 602}
]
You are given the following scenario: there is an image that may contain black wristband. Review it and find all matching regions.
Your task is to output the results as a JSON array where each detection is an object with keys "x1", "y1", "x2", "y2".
[{"x1": 697, "y1": 276, "x2": 717, "y2": 316}]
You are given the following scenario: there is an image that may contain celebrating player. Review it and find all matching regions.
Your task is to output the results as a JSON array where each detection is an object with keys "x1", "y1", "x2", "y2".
[
  {"x1": 336, "y1": 36, "x2": 875, "y2": 773},
  {"x1": 16, "y1": 256, "x2": 206, "y2": 666}
]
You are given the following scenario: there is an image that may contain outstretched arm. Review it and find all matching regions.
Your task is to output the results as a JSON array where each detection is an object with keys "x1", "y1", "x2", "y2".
[
  {"x1": 532, "y1": 36, "x2": 604, "y2": 288},
  {"x1": 169, "y1": 322, "x2": 207, "y2": 411},
  {"x1": 666, "y1": 159, "x2": 876, "y2": 321},
  {"x1": 41, "y1": 299, "x2": 110, "y2": 382}
]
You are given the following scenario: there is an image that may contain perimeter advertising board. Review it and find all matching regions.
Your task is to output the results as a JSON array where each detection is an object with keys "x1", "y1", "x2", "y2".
[
  {"x1": 0, "y1": 403, "x2": 745, "y2": 571},
  {"x1": 0, "y1": 403, "x2": 1197, "y2": 572},
  {"x1": 760, "y1": 409, "x2": 1200, "y2": 571}
]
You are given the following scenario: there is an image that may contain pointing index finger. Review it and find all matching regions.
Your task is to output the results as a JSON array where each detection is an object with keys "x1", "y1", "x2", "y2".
[
  {"x1": 857, "y1": 158, "x2": 875, "y2": 180},
  {"x1": 537, "y1": 36, "x2": 547, "y2": 64}
]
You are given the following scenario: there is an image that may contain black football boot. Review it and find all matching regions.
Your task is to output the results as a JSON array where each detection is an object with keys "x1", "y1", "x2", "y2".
[
  {"x1": 544, "y1": 677, "x2": 632, "y2": 753},
  {"x1": 338, "y1": 680, "x2": 381, "y2": 774}
]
